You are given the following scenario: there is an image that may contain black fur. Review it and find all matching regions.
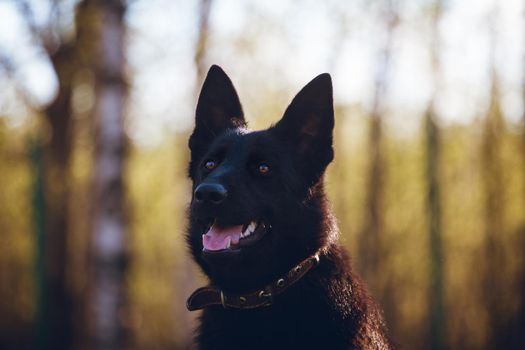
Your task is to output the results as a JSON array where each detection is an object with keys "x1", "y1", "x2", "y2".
[{"x1": 187, "y1": 65, "x2": 395, "y2": 349}]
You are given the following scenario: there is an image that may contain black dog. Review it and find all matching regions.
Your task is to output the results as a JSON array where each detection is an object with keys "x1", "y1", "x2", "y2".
[{"x1": 186, "y1": 65, "x2": 394, "y2": 350}]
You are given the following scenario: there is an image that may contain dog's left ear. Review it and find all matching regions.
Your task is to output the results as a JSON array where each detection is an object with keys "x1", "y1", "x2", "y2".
[{"x1": 273, "y1": 73, "x2": 334, "y2": 185}]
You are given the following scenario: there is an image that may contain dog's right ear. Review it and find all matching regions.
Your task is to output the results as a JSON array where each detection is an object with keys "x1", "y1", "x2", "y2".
[{"x1": 188, "y1": 65, "x2": 245, "y2": 177}]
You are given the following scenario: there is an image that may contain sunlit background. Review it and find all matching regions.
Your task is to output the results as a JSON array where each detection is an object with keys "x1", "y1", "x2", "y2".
[{"x1": 0, "y1": 0, "x2": 524, "y2": 349}]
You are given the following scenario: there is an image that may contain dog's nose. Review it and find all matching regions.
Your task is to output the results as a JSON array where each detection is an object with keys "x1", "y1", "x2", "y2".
[{"x1": 194, "y1": 183, "x2": 228, "y2": 204}]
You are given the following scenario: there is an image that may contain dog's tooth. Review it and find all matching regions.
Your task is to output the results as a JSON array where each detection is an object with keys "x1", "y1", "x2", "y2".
[
  {"x1": 226, "y1": 237, "x2": 231, "y2": 249},
  {"x1": 242, "y1": 223, "x2": 251, "y2": 236},
  {"x1": 248, "y1": 221, "x2": 256, "y2": 232}
]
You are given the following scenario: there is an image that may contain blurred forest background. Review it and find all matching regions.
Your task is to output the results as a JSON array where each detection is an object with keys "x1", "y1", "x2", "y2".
[{"x1": 0, "y1": 0, "x2": 524, "y2": 349}]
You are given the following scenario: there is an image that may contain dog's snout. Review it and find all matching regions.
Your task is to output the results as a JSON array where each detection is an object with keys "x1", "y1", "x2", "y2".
[{"x1": 194, "y1": 183, "x2": 228, "y2": 204}]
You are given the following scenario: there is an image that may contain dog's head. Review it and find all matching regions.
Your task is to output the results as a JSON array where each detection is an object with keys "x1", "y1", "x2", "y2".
[{"x1": 187, "y1": 65, "x2": 335, "y2": 292}]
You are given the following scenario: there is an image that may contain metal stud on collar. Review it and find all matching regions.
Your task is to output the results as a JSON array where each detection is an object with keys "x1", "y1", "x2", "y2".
[
  {"x1": 258, "y1": 290, "x2": 271, "y2": 298},
  {"x1": 220, "y1": 290, "x2": 226, "y2": 308}
]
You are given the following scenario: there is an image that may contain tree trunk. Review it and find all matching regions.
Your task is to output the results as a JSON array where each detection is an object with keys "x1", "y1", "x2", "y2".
[
  {"x1": 425, "y1": 110, "x2": 446, "y2": 350},
  {"x1": 30, "y1": 138, "x2": 48, "y2": 350},
  {"x1": 89, "y1": 1, "x2": 128, "y2": 349},
  {"x1": 32, "y1": 1, "x2": 99, "y2": 347},
  {"x1": 359, "y1": 0, "x2": 397, "y2": 291},
  {"x1": 1, "y1": 18, "x2": 76, "y2": 350},
  {"x1": 482, "y1": 78, "x2": 504, "y2": 350},
  {"x1": 481, "y1": 11, "x2": 505, "y2": 347},
  {"x1": 39, "y1": 31, "x2": 77, "y2": 350},
  {"x1": 194, "y1": 0, "x2": 213, "y2": 89},
  {"x1": 425, "y1": 1, "x2": 447, "y2": 349}
]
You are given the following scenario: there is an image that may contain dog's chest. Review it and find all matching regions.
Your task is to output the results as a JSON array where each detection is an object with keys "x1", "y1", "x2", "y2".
[{"x1": 197, "y1": 296, "x2": 348, "y2": 350}]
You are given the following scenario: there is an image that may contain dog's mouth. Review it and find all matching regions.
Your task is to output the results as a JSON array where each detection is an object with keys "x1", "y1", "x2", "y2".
[{"x1": 201, "y1": 219, "x2": 269, "y2": 253}]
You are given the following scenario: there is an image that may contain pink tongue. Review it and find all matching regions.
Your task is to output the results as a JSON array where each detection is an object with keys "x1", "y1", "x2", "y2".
[{"x1": 202, "y1": 224, "x2": 242, "y2": 251}]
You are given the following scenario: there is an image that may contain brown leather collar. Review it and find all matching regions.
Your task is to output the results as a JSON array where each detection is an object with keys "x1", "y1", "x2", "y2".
[{"x1": 186, "y1": 253, "x2": 320, "y2": 311}]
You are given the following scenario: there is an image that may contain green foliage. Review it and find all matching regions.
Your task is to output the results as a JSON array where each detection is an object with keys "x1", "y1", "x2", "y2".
[{"x1": 0, "y1": 108, "x2": 524, "y2": 349}]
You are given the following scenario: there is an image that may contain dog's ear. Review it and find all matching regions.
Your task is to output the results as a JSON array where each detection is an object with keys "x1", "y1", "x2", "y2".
[
  {"x1": 273, "y1": 73, "x2": 334, "y2": 185},
  {"x1": 189, "y1": 65, "x2": 245, "y2": 177}
]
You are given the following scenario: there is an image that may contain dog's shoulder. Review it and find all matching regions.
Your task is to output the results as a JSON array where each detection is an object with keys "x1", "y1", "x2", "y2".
[{"x1": 316, "y1": 244, "x2": 396, "y2": 349}]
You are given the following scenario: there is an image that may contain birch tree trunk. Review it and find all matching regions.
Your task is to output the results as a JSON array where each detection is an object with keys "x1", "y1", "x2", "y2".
[
  {"x1": 359, "y1": 0, "x2": 397, "y2": 291},
  {"x1": 89, "y1": 1, "x2": 128, "y2": 349},
  {"x1": 425, "y1": 2, "x2": 446, "y2": 349}
]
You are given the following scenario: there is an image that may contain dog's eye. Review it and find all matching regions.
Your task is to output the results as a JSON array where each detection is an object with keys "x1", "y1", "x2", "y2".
[
  {"x1": 204, "y1": 160, "x2": 216, "y2": 170},
  {"x1": 258, "y1": 163, "x2": 270, "y2": 174}
]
